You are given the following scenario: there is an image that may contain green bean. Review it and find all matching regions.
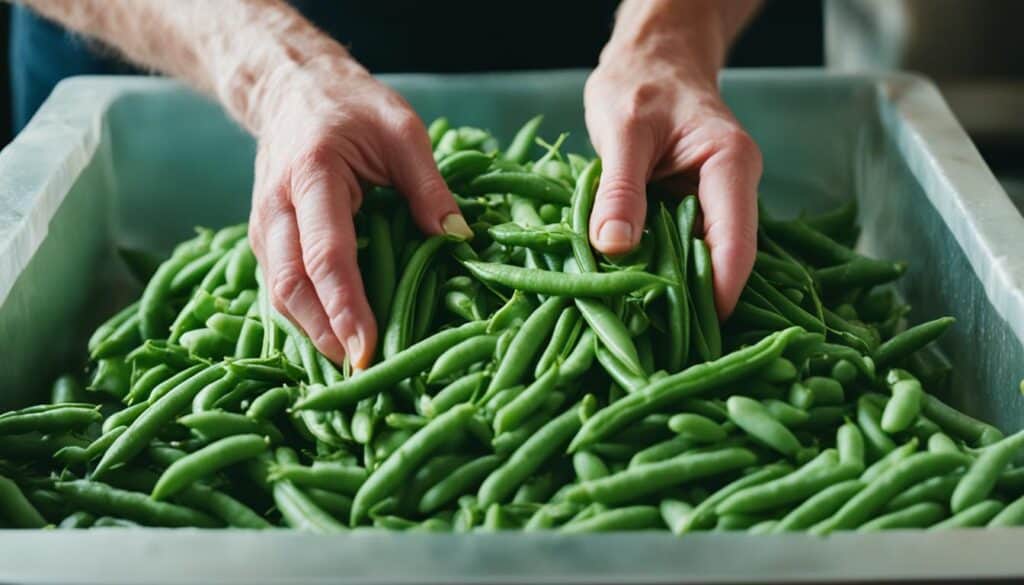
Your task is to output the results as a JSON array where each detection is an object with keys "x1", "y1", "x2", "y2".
[
  {"x1": 534, "y1": 306, "x2": 581, "y2": 377},
  {"x1": 559, "y1": 505, "x2": 662, "y2": 532},
  {"x1": 426, "y1": 371, "x2": 486, "y2": 417},
  {"x1": 689, "y1": 238, "x2": 721, "y2": 358},
  {"x1": 481, "y1": 296, "x2": 567, "y2": 402},
  {"x1": 815, "y1": 452, "x2": 968, "y2": 533},
  {"x1": 0, "y1": 405, "x2": 100, "y2": 436},
  {"x1": 245, "y1": 386, "x2": 294, "y2": 420},
  {"x1": 933, "y1": 499, "x2": 1005, "y2": 530},
  {"x1": 419, "y1": 455, "x2": 503, "y2": 515},
  {"x1": 629, "y1": 437, "x2": 694, "y2": 468},
  {"x1": 726, "y1": 396, "x2": 801, "y2": 457},
  {"x1": 479, "y1": 403, "x2": 583, "y2": 507},
  {"x1": 94, "y1": 365, "x2": 225, "y2": 478},
  {"x1": 837, "y1": 422, "x2": 866, "y2": 472},
  {"x1": 564, "y1": 447, "x2": 756, "y2": 506},
  {"x1": 921, "y1": 393, "x2": 1001, "y2": 445},
  {"x1": 732, "y1": 301, "x2": 792, "y2": 331},
  {"x1": 488, "y1": 222, "x2": 574, "y2": 254},
  {"x1": 351, "y1": 404, "x2": 475, "y2": 523},
  {"x1": 857, "y1": 502, "x2": 945, "y2": 531},
  {"x1": 55, "y1": 480, "x2": 220, "y2": 528},
  {"x1": 872, "y1": 316, "x2": 955, "y2": 368},
  {"x1": 55, "y1": 426, "x2": 127, "y2": 466},
  {"x1": 266, "y1": 450, "x2": 346, "y2": 532},
  {"x1": 667, "y1": 413, "x2": 727, "y2": 443},
  {"x1": 652, "y1": 204, "x2": 690, "y2": 371},
  {"x1": 803, "y1": 376, "x2": 844, "y2": 405},
  {"x1": 989, "y1": 494, "x2": 1024, "y2": 527},
  {"x1": 885, "y1": 473, "x2": 962, "y2": 512},
  {"x1": 675, "y1": 463, "x2": 792, "y2": 533},
  {"x1": 773, "y1": 479, "x2": 865, "y2": 532},
  {"x1": 830, "y1": 359, "x2": 858, "y2": 387},
  {"x1": 952, "y1": 430, "x2": 1024, "y2": 514},
  {"x1": 815, "y1": 258, "x2": 906, "y2": 292},
  {"x1": 717, "y1": 451, "x2": 858, "y2": 515},
  {"x1": 466, "y1": 171, "x2": 572, "y2": 205},
  {"x1": 572, "y1": 451, "x2": 610, "y2": 482},
  {"x1": 88, "y1": 358, "x2": 131, "y2": 399},
  {"x1": 174, "y1": 483, "x2": 270, "y2": 529},
  {"x1": 88, "y1": 301, "x2": 141, "y2": 356},
  {"x1": 59, "y1": 510, "x2": 97, "y2": 529},
  {"x1": 856, "y1": 396, "x2": 897, "y2": 458},
  {"x1": 0, "y1": 475, "x2": 47, "y2": 528},
  {"x1": 569, "y1": 158, "x2": 601, "y2": 272},
  {"x1": 51, "y1": 374, "x2": 85, "y2": 404},
  {"x1": 493, "y1": 366, "x2": 560, "y2": 434},
  {"x1": 763, "y1": 399, "x2": 810, "y2": 427},
  {"x1": 595, "y1": 346, "x2": 648, "y2": 394},
  {"x1": 466, "y1": 261, "x2": 668, "y2": 298},
  {"x1": 178, "y1": 411, "x2": 282, "y2": 443},
  {"x1": 570, "y1": 327, "x2": 803, "y2": 451},
  {"x1": 297, "y1": 321, "x2": 487, "y2": 410},
  {"x1": 382, "y1": 236, "x2": 447, "y2": 359},
  {"x1": 151, "y1": 434, "x2": 267, "y2": 500},
  {"x1": 427, "y1": 334, "x2": 497, "y2": 384},
  {"x1": 140, "y1": 233, "x2": 212, "y2": 338},
  {"x1": 576, "y1": 298, "x2": 644, "y2": 378},
  {"x1": 502, "y1": 115, "x2": 543, "y2": 164}
]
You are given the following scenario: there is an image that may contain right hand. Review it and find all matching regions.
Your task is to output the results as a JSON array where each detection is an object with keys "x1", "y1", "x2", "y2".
[{"x1": 248, "y1": 56, "x2": 472, "y2": 370}]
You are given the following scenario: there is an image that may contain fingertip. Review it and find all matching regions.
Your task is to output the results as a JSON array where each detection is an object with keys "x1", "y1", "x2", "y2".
[{"x1": 591, "y1": 217, "x2": 639, "y2": 256}]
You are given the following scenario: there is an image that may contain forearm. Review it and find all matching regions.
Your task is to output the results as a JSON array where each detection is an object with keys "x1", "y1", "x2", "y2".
[
  {"x1": 17, "y1": 0, "x2": 357, "y2": 133},
  {"x1": 604, "y1": 0, "x2": 763, "y2": 86}
]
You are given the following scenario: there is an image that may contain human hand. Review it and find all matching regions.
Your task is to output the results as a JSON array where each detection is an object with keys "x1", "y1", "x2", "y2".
[
  {"x1": 249, "y1": 57, "x2": 471, "y2": 369},
  {"x1": 584, "y1": 29, "x2": 762, "y2": 317}
]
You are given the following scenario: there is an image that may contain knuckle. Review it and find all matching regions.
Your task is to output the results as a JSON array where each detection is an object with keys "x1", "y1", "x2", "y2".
[
  {"x1": 598, "y1": 175, "x2": 642, "y2": 209},
  {"x1": 292, "y1": 140, "x2": 339, "y2": 177},
  {"x1": 389, "y1": 111, "x2": 425, "y2": 143},
  {"x1": 301, "y1": 238, "x2": 346, "y2": 284},
  {"x1": 270, "y1": 264, "x2": 308, "y2": 311},
  {"x1": 620, "y1": 82, "x2": 662, "y2": 125},
  {"x1": 328, "y1": 307, "x2": 357, "y2": 338}
]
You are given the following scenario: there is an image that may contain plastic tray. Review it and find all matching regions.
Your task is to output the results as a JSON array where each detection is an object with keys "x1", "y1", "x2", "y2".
[{"x1": 1, "y1": 70, "x2": 1023, "y2": 584}]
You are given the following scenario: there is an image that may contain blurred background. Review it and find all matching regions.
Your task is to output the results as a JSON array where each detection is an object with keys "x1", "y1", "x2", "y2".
[{"x1": 0, "y1": 1, "x2": 1020, "y2": 208}]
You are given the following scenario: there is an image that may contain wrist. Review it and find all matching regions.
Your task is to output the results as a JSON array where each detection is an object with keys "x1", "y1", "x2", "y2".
[{"x1": 207, "y1": 6, "x2": 364, "y2": 135}]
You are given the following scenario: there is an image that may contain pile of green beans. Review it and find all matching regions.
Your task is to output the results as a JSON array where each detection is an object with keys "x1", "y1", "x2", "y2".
[{"x1": 2, "y1": 115, "x2": 1023, "y2": 534}]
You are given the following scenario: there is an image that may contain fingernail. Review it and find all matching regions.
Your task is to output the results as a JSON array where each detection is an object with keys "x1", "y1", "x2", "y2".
[
  {"x1": 345, "y1": 333, "x2": 364, "y2": 367},
  {"x1": 596, "y1": 219, "x2": 633, "y2": 247},
  {"x1": 442, "y1": 213, "x2": 474, "y2": 241}
]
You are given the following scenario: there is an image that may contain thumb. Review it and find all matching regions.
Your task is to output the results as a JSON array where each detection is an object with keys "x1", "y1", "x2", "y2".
[
  {"x1": 387, "y1": 115, "x2": 473, "y2": 240},
  {"x1": 589, "y1": 134, "x2": 654, "y2": 256}
]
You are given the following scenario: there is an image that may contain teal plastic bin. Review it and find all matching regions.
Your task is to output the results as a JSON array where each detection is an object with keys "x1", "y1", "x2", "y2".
[{"x1": 1, "y1": 70, "x2": 1023, "y2": 583}]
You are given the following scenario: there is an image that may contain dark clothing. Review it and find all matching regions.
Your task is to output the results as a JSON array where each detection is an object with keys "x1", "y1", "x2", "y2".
[{"x1": 8, "y1": 1, "x2": 620, "y2": 131}]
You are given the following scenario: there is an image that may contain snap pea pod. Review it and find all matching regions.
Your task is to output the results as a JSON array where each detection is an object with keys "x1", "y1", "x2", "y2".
[
  {"x1": 245, "y1": 386, "x2": 295, "y2": 420},
  {"x1": 856, "y1": 396, "x2": 897, "y2": 458},
  {"x1": 296, "y1": 321, "x2": 487, "y2": 410},
  {"x1": 882, "y1": 369, "x2": 924, "y2": 433},
  {"x1": 488, "y1": 222, "x2": 575, "y2": 254},
  {"x1": 668, "y1": 413, "x2": 728, "y2": 444},
  {"x1": 595, "y1": 346, "x2": 648, "y2": 394}
]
